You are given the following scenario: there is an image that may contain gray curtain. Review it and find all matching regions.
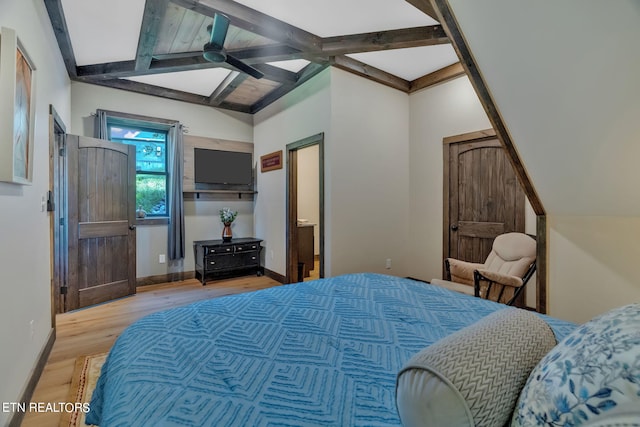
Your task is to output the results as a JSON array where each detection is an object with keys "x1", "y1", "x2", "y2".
[
  {"x1": 168, "y1": 124, "x2": 185, "y2": 260},
  {"x1": 94, "y1": 109, "x2": 108, "y2": 139}
]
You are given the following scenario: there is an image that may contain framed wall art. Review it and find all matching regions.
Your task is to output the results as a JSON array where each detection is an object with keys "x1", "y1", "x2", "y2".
[{"x1": 0, "y1": 27, "x2": 37, "y2": 184}]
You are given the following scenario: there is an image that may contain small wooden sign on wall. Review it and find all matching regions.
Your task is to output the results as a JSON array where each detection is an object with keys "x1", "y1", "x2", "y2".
[{"x1": 260, "y1": 150, "x2": 283, "y2": 172}]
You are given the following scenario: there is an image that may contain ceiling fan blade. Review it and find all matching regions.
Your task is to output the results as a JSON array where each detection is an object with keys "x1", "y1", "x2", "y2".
[
  {"x1": 226, "y1": 55, "x2": 265, "y2": 79},
  {"x1": 210, "y1": 13, "x2": 230, "y2": 48}
]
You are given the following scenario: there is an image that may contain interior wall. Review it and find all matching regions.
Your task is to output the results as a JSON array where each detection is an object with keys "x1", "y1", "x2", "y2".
[
  {"x1": 548, "y1": 215, "x2": 640, "y2": 323},
  {"x1": 253, "y1": 69, "x2": 332, "y2": 277},
  {"x1": 0, "y1": 2, "x2": 71, "y2": 422},
  {"x1": 329, "y1": 68, "x2": 410, "y2": 276},
  {"x1": 70, "y1": 82, "x2": 255, "y2": 278},
  {"x1": 447, "y1": 0, "x2": 640, "y2": 322},
  {"x1": 297, "y1": 144, "x2": 320, "y2": 255}
]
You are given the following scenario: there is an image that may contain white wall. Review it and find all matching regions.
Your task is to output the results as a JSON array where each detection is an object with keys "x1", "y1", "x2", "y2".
[
  {"x1": 70, "y1": 82, "x2": 255, "y2": 278},
  {"x1": 448, "y1": 0, "x2": 640, "y2": 321},
  {"x1": 0, "y1": 2, "x2": 71, "y2": 423},
  {"x1": 297, "y1": 144, "x2": 320, "y2": 255},
  {"x1": 329, "y1": 69, "x2": 410, "y2": 276},
  {"x1": 254, "y1": 69, "x2": 332, "y2": 276}
]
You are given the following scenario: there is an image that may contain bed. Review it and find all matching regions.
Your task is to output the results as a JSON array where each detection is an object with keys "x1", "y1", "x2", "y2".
[{"x1": 87, "y1": 273, "x2": 575, "y2": 426}]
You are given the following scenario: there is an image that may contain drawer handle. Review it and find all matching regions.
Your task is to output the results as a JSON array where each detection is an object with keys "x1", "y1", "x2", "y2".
[
  {"x1": 226, "y1": 248, "x2": 231, "y2": 252},
  {"x1": 251, "y1": 257, "x2": 256, "y2": 260},
  {"x1": 237, "y1": 247, "x2": 242, "y2": 250},
  {"x1": 210, "y1": 261, "x2": 215, "y2": 265},
  {"x1": 251, "y1": 245, "x2": 256, "y2": 249}
]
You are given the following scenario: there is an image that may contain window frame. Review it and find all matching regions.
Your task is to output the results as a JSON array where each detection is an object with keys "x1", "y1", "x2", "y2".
[{"x1": 98, "y1": 109, "x2": 178, "y2": 220}]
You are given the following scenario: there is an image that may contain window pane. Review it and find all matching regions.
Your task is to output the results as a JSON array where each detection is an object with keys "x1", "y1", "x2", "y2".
[
  {"x1": 136, "y1": 174, "x2": 166, "y2": 216},
  {"x1": 108, "y1": 125, "x2": 167, "y2": 173}
]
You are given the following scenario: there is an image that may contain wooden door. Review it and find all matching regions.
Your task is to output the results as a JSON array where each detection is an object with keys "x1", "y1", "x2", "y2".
[
  {"x1": 444, "y1": 130, "x2": 525, "y2": 266},
  {"x1": 66, "y1": 135, "x2": 136, "y2": 311}
]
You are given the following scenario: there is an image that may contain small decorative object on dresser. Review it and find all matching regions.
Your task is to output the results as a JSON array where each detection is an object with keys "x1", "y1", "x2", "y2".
[{"x1": 219, "y1": 207, "x2": 238, "y2": 242}]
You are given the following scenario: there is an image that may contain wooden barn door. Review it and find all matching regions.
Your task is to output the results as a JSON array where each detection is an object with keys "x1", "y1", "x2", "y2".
[
  {"x1": 66, "y1": 135, "x2": 137, "y2": 311},
  {"x1": 443, "y1": 130, "x2": 525, "y2": 266}
]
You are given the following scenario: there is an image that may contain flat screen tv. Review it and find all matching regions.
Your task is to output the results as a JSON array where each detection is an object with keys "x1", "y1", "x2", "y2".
[{"x1": 194, "y1": 148, "x2": 252, "y2": 186}]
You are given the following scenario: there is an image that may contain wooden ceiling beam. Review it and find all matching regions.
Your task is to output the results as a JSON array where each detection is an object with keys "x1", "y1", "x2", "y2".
[
  {"x1": 44, "y1": 0, "x2": 78, "y2": 77},
  {"x1": 76, "y1": 48, "x2": 299, "y2": 81},
  {"x1": 251, "y1": 62, "x2": 329, "y2": 113},
  {"x1": 135, "y1": 0, "x2": 171, "y2": 71},
  {"x1": 322, "y1": 25, "x2": 448, "y2": 56},
  {"x1": 208, "y1": 71, "x2": 245, "y2": 105},
  {"x1": 83, "y1": 78, "x2": 252, "y2": 113},
  {"x1": 153, "y1": 44, "x2": 301, "y2": 62},
  {"x1": 170, "y1": 0, "x2": 322, "y2": 52},
  {"x1": 405, "y1": 0, "x2": 440, "y2": 22},
  {"x1": 330, "y1": 56, "x2": 410, "y2": 92},
  {"x1": 409, "y1": 62, "x2": 465, "y2": 93}
]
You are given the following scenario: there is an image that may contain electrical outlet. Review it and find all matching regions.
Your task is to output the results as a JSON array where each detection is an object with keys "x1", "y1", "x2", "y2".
[
  {"x1": 270, "y1": 250, "x2": 274, "y2": 260},
  {"x1": 159, "y1": 254, "x2": 166, "y2": 264},
  {"x1": 29, "y1": 320, "x2": 35, "y2": 340},
  {"x1": 385, "y1": 258, "x2": 392, "y2": 269},
  {"x1": 41, "y1": 195, "x2": 46, "y2": 212}
]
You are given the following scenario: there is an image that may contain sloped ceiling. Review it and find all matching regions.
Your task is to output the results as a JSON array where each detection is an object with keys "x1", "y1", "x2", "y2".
[
  {"x1": 446, "y1": 0, "x2": 640, "y2": 216},
  {"x1": 45, "y1": 0, "x2": 465, "y2": 114}
]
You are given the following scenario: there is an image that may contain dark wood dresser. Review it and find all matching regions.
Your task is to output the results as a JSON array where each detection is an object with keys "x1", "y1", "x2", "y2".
[{"x1": 193, "y1": 238, "x2": 262, "y2": 285}]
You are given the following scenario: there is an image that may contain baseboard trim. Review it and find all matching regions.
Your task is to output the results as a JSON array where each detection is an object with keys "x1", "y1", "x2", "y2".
[
  {"x1": 263, "y1": 268, "x2": 286, "y2": 284},
  {"x1": 8, "y1": 327, "x2": 56, "y2": 427},
  {"x1": 136, "y1": 271, "x2": 196, "y2": 287}
]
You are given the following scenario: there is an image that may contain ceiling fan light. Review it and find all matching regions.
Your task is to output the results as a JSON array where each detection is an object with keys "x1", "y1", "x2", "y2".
[{"x1": 203, "y1": 44, "x2": 226, "y2": 63}]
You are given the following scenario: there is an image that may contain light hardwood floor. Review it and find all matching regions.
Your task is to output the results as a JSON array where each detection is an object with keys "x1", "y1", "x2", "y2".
[{"x1": 21, "y1": 275, "x2": 281, "y2": 427}]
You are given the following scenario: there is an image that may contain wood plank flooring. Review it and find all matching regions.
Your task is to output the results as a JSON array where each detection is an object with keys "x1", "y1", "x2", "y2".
[{"x1": 21, "y1": 275, "x2": 281, "y2": 427}]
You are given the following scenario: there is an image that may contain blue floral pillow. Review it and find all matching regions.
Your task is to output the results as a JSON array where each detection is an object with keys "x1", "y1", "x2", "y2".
[{"x1": 512, "y1": 303, "x2": 640, "y2": 427}]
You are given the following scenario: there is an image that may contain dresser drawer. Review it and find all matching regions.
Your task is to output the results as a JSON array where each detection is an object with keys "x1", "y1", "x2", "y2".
[
  {"x1": 234, "y1": 243, "x2": 260, "y2": 253},
  {"x1": 204, "y1": 254, "x2": 236, "y2": 270},
  {"x1": 204, "y1": 246, "x2": 233, "y2": 256},
  {"x1": 234, "y1": 252, "x2": 260, "y2": 266}
]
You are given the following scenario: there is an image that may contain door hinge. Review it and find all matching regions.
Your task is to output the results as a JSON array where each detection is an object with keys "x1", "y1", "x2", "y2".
[
  {"x1": 59, "y1": 217, "x2": 65, "y2": 226},
  {"x1": 59, "y1": 146, "x2": 65, "y2": 156},
  {"x1": 60, "y1": 286, "x2": 68, "y2": 295}
]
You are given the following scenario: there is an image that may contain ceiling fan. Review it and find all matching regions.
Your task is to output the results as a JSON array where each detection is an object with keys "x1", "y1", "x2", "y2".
[{"x1": 203, "y1": 13, "x2": 264, "y2": 80}]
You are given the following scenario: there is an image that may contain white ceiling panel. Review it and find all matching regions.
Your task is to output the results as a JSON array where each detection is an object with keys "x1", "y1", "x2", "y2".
[
  {"x1": 267, "y1": 59, "x2": 310, "y2": 73},
  {"x1": 348, "y1": 45, "x2": 459, "y2": 81},
  {"x1": 233, "y1": 0, "x2": 438, "y2": 37},
  {"x1": 61, "y1": 0, "x2": 146, "y2": 66},
  {"x1": 125, "y1": 68, "x2": 233, "y2": 96}
]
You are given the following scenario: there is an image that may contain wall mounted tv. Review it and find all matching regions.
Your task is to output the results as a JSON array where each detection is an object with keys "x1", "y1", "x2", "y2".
[{"x1": 194, "y1": 148, "x2": 253, "y2": 186}]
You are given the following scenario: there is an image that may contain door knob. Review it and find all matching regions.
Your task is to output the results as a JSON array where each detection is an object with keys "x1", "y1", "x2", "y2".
[
  {"x1": 450, "y1": 224, "x2": 458, "y2": 231},
  {"x1": 129, "y1": 224, "x2": 136, "y2": 230}
]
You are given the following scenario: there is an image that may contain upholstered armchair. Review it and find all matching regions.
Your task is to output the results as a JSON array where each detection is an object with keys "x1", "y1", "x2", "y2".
[{"x1": 431, "y1": 232, "x2": 537, "y2": 305}]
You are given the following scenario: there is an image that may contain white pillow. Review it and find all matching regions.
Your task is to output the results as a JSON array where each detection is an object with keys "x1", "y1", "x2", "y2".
[{"x1": 396, "y1": 308, "x2": 557, "y2": 427}]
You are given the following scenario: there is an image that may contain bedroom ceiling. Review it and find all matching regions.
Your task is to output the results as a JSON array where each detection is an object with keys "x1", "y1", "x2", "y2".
[{"x1": 45, "y1": 0, "x2": 463, "y2": 114}]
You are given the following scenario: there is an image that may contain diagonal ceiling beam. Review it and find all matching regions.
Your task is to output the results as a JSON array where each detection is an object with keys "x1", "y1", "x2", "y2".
[
  {"x1": 170, "y1": 0, "x2": 322, "y2": 52},
  {"x1": 85, "y1": 78, "x2": 252, "y2": 113},
  {"x1": 251, "y1": 62, "x2": 329, "y2": 114},
  {"x1": 135, "y1": 0, "x2": 171, "y2": 71},
  {"x1": 330, "y1": 56, "x2": 410, "y2": 92},
  {"x1": 44, "y1": 0, "x2": 78, "y2": 77},
  {"x1": 208, "y1": 71, "x2": 245, "y2": 105},
  {"x1": 322, "y1": 25, "x2": 448, "y2": 56}
]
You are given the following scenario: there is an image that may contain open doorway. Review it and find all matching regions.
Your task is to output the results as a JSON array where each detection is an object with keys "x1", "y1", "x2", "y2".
[{"x1": 286, "y1": 133, "x2": 324, "y2": 283}]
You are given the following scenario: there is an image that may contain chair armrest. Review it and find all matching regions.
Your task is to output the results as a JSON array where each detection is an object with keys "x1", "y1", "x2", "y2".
[
  {"x1": 447, "y1": 259, "x2": 485, "y2": 286},
  {"x1": 475, "y1": 269, "x2": 524, "y2": 288}
]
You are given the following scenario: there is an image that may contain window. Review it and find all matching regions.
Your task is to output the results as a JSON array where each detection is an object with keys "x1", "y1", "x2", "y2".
[{"x1": 107, "y1": 122, "x2": 168, "y2": 217}]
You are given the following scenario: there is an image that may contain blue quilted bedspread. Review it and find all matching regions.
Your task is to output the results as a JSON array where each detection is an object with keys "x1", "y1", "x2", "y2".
[{"x1": 87, "y1": 273, "x2": 575, "y2": 426}]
